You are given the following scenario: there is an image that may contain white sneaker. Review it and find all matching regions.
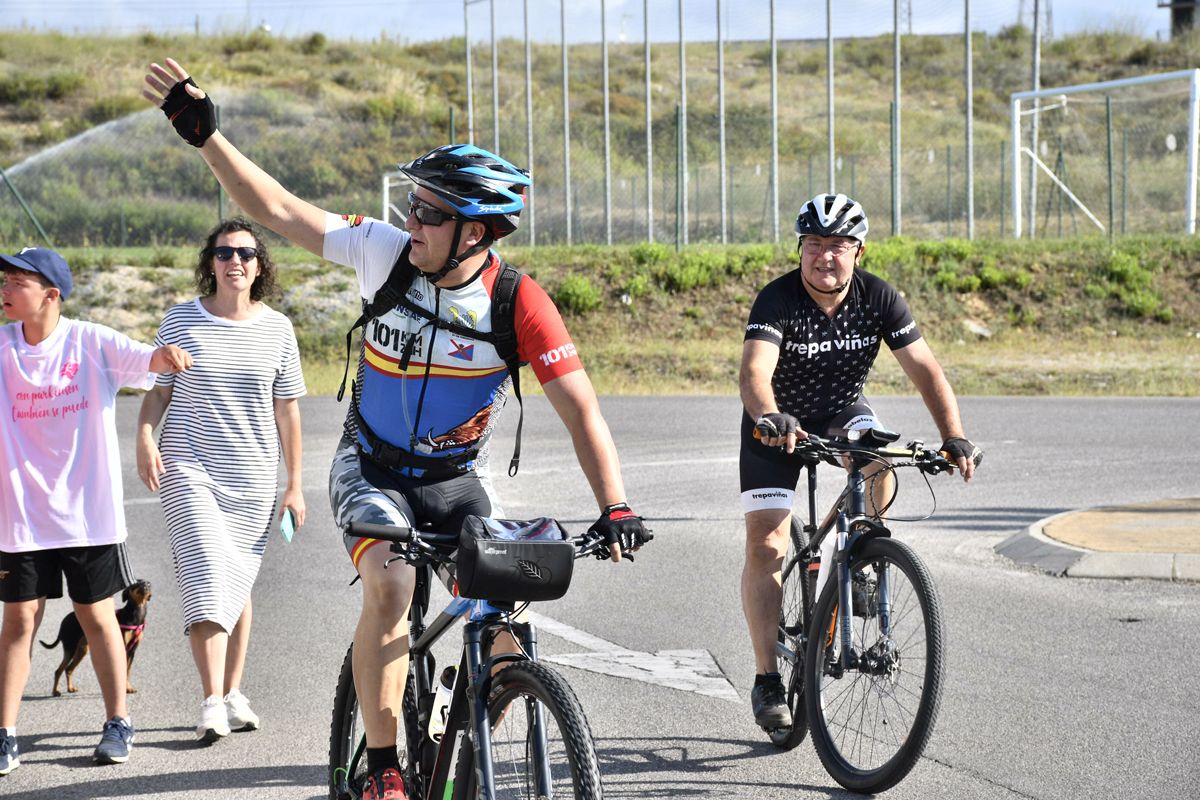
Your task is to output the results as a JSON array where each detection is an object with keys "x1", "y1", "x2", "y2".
[
  {"x1": 197, "y1": 695, "x2": 231, "y2": 743},
  {"x1": 224, "y1": 688, "x2": 260, "y2": 731}
]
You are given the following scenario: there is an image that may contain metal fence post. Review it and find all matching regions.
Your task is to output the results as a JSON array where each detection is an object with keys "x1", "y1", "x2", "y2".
[
  {"x1": 678, "y1": 0, "x2": 688, "y2": 245},
  {"x1": 965, "y1": 0, "x2": 975, "y2": 240},
  {"x1": 523, "y1": 0, "x2": 534, "y2": 246},
  {"x1": 561, "y1": 0, "x2": 572, "y2": 245},
  {"x1": 717, "y1": 0, "x2": 727, "y2": 244},
  {"x1": 602, "y1": 0, "x2": 612, "y2": 245},
  {"x1": 893, "y1": 0, "x2": 902, "y2": 236},
  {"x1": 770, "y1": 0, "x2": 779, "y2": 241},
  {"x1": 465, "y1": 1, "x2": 474, "y2": 145},
  {"x1": 1106, "y1": 95, "x2": 1114, "y2": 242}
]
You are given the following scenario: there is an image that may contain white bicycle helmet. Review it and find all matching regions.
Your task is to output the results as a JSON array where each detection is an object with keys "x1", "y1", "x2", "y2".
[{"x1": 794, "y1": 193, "x2": 869, "y2": 243}]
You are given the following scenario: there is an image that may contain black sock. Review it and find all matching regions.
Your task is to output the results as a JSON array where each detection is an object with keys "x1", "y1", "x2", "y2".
[{"x1": 366, "y1": 746, "x2": 400, "y2": 775}]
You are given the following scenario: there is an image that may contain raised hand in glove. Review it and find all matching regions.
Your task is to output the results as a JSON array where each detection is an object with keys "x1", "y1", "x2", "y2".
[{"x1": 143, "y1": 58, "x2": 217, "y2": 147}]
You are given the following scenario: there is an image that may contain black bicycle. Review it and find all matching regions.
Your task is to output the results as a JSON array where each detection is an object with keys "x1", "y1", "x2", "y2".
[
  {"x1": 329, "y1": 515, "x2": 608, "y2": 800},
  {"x1": 765, "y1": 425, "x2": 973, "y2": 793}
]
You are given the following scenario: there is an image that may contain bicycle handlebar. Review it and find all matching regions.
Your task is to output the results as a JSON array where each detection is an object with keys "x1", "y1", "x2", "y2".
[
  {"x1": 752, "y1": 428, "x2": 958, "y2": 475},
  {"x1": 343, "y1": 520, "x2": 609, "y2": 561}
]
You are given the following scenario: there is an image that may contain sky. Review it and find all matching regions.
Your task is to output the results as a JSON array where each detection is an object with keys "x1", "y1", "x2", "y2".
[{"x1": 0, "y1": 1, "x2": 1174, "y2": 45}]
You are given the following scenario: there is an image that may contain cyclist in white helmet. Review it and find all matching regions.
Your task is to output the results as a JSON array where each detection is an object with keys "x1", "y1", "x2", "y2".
[{"x1": 739, "y1": 192, "x2": 980, "y2": 731}]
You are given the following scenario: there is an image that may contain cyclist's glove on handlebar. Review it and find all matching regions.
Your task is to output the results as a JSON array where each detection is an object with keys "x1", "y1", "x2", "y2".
[
  {"x1": 941, "y1": 436, "x2": 984, "y2": 467},
  {"x1": 588, "y1": 503, "x2": 652, "y2": 557},
  {"x1": 754, "y1": 413, "x2": 801, "y2": 439},
  {"x1": 161, "y1": 77, "x2": 217, "y2": 147}
]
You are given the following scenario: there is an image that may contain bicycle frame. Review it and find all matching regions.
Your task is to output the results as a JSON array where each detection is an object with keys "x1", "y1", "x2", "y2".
[
  {"x1": 403, "y1": 561, "x2": 549, "y2": 800},
  {"x1": 794, "y1": 448, "x2": 896, "y2": 671}
]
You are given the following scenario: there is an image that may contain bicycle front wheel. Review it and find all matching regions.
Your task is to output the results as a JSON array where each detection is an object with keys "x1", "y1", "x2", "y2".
[
  {"x1": 453, "y1": 661, "x2": 602, "y2": 799},
  {"x1": 328, "y1": 643, "x2": 425, "y2": 800},
  {"x1": 804, "y1": 537, "x2": 945, "y2": 793},
  {"x1": 769, "y1": 516, "x2": 810, "y2": 750}
]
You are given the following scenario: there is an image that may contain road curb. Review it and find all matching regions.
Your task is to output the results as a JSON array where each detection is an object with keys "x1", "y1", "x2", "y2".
[{"x1": 995, "y1": 508, "x2": 1200, "y2": 582}]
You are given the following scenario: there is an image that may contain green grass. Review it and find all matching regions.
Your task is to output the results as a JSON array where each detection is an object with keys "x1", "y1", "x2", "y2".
[{"x1": 57, "y1": 235, "x2": 1200, "y2": 397}]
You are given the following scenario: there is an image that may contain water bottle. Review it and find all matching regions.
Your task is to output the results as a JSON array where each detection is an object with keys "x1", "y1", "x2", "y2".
[{"x1": 427, "y1": 666, "x2": 456, "y2": 742}]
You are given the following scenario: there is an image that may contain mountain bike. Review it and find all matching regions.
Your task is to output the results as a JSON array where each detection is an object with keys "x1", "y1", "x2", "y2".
[
  {"x1": 764, "y1": 424, "x2": 975, "y2": 793},
  {"x1": 329, "y1": 515, "x2": 608, "y2": 800}
]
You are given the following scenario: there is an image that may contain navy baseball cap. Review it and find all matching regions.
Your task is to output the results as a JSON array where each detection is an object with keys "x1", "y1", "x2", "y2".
[{"x1": 0, "y1": 247, "x2": 73, "y2": 300}]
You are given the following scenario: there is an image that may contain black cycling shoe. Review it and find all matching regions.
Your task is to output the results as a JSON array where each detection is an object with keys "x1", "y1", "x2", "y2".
[{"x1": 751, "y1": 673, "x2": 792, "y2": 729}]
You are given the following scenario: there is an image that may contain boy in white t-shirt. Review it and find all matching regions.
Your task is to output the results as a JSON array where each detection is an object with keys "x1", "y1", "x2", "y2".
[{"x1": 0, "y1": 248, "x2": 193, "y2": 774}]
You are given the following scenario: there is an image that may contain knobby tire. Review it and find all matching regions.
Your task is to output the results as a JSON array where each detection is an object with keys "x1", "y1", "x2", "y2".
[
  {"x1": 328, "y1": 643, "x2": 425, "y2": 800},
  {"x1": 803, "y1": 537, "x2": 945, "y2": 793},
  {"x1": 453, "y1": 660, "x2": 602, "y2": 800},
  {"x1": 769, "y1": 516, "x2": 811, "y2": 750}
]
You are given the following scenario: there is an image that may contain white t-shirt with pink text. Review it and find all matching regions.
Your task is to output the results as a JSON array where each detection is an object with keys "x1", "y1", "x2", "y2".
[{"x1": 0, "y1": 317, "x2": 155, "y2": 552}]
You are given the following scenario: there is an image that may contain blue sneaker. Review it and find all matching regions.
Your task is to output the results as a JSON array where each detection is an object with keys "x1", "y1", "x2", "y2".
[
  {"x1": 93, "y1": 717, "x2": 133, "y2": 764},
  {"x1": 0, "y1": 730, "x2": 18, "y2": 775}
]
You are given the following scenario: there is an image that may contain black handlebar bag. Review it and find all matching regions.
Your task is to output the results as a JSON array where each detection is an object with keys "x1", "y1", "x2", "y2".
[{"x1": 455, "y1": 516, "x2": 575, "y2": 602}]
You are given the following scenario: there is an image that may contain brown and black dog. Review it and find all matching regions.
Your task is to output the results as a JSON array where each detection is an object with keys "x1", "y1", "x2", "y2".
[{"x1": 38, "y1": 579, "x2": 152, "y2": 696}]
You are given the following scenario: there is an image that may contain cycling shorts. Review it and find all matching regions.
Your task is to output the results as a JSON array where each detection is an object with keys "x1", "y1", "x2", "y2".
[
  {"x1": 739, "y1": 399, "x2": 881, "y2": 514},
  {"x1": 329, "y1": 436, "x2": 500, "y2": 571}
]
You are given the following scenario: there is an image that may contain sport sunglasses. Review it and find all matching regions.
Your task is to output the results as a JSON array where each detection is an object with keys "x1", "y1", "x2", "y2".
[
  {"x1": 213, "y1": 246, "x2": 259, "y2": 262},
  {"x1": 407, "y1": 192, "x2": 465, "y2": 227}
]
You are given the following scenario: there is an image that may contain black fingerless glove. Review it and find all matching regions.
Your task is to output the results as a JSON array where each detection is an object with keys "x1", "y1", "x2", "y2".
[
  {"x1": 588, "y1": 503, "x2": 652, "y2": 558},
  {"x1": 941, "y1": 436, "x2": 983, "y2": 467},
  {"x1": 161, "y1": 77, "x2": 217, "y2": 147},
  {"x1": 755, "y1": 412, "x2": 800, "y2": 439}
]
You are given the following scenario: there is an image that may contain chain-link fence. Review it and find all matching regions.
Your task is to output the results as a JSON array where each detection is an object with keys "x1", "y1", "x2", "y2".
[{"x1": 1, "y1": 1, "x2": 1194, "y2": 249}]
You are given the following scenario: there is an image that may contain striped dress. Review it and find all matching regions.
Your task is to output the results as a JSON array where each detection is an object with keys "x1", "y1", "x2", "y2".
[{"x1": 153, "y1": 300, "x2": 306, "y2": 634}]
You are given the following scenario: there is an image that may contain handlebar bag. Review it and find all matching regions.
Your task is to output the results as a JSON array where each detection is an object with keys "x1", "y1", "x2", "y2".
[{"x1": 455, "y1": 516, "x2": 575, "y2": 602}]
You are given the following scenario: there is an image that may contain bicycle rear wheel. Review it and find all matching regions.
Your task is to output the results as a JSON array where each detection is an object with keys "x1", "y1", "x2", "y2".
[
  {"x1": 328, "y1": 643, "x2": 425, "y2": 800},
  {"x1": 769, "y1": 516, "x2": 810, "y2": 749},
  {"x1": 453, "y1": 661, "x2": 602, "y2": 799},
  {"x1": 803, "y1": 537, "x2": 945, "y2": 793}
]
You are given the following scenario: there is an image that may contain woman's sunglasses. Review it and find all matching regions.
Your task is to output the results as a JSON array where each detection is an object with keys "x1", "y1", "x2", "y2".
[
  {"x1": 407, "y1": 192, "x2": 463, "y2": 227},
  {"x1": 213, "y1": 246, "x2": 259, "y2": 262}
]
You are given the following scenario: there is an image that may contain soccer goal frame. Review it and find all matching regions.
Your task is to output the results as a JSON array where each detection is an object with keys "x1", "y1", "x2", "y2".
[
  {"x1": 381, "y1": 170, "x2": 415, "y2": 227},
  {"x1": 1010, "y1": 69, "x2": 1200, "y2": 237}
]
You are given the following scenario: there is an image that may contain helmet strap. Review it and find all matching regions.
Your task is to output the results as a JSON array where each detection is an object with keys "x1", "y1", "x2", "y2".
[
  {"x1": 802, "y1": 273, "x2": 851, "y2": 296},
  {"x1": 427, "y1": 220, "x2": 494, "y2": 286}
]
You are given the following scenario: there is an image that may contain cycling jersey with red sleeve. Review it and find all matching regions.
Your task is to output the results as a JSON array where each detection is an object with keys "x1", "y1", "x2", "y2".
[
  {"x1": 323, "y1": 212, "x2": 582, "y2": 476},
  {"x1": 744, "y1": 267, "x2": 922, "y2": 421}
]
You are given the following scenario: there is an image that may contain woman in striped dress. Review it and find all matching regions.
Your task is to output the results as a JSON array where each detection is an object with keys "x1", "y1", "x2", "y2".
[{"x1": 136, "y1": 219, "x2": 306, "y2": 743}]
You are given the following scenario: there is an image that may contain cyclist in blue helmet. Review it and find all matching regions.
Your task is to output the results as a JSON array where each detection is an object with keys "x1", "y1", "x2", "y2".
[
  {"x1": 144, "y1": 59, "x2": 649, "y2": 800},
  {"x1": 397, "y1": 143, "x2": 532, "y2": 284}
]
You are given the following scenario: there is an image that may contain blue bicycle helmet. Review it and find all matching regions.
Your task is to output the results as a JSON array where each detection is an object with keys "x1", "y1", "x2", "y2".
[{"x1": 399, "y1": 144, "x2": 531, "y2": 240}]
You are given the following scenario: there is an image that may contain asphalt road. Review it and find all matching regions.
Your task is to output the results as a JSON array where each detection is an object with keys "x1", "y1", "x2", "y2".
[{"x1": 6, "y1": 395, "x2": 1199, "y2": 799}]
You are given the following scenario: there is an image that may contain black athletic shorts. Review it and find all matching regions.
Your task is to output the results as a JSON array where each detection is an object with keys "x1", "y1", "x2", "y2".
[
  {"x1": 0, "y1": 542, "x2": 135, "y2": 604},
  {"x1": 739, "y1": 400, "x2": 882, "y2": 514}
]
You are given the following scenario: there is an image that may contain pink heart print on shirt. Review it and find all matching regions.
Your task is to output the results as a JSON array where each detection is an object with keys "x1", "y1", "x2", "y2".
[{"x1": 60, "y1": 361, "x2": 79, "y2": 380}]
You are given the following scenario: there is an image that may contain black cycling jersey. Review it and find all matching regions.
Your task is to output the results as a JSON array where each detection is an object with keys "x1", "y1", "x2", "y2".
[{"x1": 744, "y1": 267, "x2": 921, "y2": 421}]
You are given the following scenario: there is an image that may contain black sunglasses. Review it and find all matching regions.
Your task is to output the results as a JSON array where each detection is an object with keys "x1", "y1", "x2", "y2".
[
  {"x1": 213, "y1": 246, "x2": 259, "y2": 262},
  {"x1": 407, "y1": 192, "x2": 463, "y2": 227}
]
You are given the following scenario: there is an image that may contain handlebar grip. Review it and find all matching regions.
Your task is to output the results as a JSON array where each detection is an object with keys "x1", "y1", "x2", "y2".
[
  {"x1": 345, "y1": 521, "x2": 414, "y2": 542},
  {"x1": 939, "y1": 449, "x2": 984, "y2": 468}
]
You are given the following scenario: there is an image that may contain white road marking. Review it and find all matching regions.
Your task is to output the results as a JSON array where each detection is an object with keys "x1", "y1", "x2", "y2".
[{"x1": 530, "y1": 612, "x2": 739, "y2": 702}]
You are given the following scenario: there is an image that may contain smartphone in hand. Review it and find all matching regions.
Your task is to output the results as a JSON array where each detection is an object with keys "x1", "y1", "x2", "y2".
[{"x1": 280, "y1": 508, "x2": 296, "y2": 543}]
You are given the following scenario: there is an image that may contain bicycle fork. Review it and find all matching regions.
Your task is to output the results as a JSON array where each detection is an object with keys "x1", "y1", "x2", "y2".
[
  {"x1": 433, "y1": 617, "x2": 552, "y2": 800},
  {"x1": 832, "y1": 470, "x2": 895, "y2": 671}
]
